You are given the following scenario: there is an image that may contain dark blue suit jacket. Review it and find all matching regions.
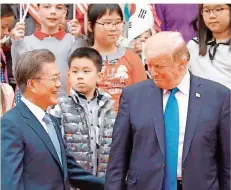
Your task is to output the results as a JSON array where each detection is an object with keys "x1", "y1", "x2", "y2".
[
  {"x1": 105, "y1": 74, "x2": 230, "y2": 190},
  {"x1": 1, "y1": 101, "x2": 104, "y2": 190}
]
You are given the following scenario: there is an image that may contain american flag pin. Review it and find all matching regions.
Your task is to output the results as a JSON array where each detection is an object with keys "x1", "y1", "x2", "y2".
[{"x1": 196, "y1": 93, "x2": 200, "y2": 98}]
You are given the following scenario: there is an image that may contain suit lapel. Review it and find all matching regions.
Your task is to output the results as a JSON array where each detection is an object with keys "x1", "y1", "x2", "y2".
[
  {"x1": 182, "y1": 74, "x2": 203, "y2": 163},
  {"x1": 149, "y1": 80, "x2": 165, "y2": 158},
  {"x1": 18, "y1": 102, "x2": 63, "y2": 169}
]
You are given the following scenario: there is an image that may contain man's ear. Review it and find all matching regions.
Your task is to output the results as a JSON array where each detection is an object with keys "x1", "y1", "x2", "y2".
[{"x1": 27, "y1": 79, "x2": 37, "y2": 93}]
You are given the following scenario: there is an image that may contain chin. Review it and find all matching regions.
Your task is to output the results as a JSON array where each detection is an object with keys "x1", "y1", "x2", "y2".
[{"x1": 49, "y1": 98, "x2": 58, "y2": 106}]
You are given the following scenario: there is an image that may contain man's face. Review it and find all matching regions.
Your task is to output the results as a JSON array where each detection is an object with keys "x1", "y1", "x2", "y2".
[
  {"x1": 1, "y1": 15, "x2": 14, "y2": 39},
  {"x1": 37, "y1": 4, "x2": 67, "y2": 29},
  {"x1": 69, "y1": 57, "x2": 101, "y2": 97},
  {"x1": 32, "y1": 62, "x2": 61, "y2": 107},
  {"x1": 147, "y1": 54, "x2": 186, "y2": 89}
]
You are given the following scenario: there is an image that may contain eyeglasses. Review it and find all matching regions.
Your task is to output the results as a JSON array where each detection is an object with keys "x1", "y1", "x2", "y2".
[
  {"x1": 201, "y1": 7, "x2": 230, "y2": 16},
  {"x1": 31, "y1": 76, "x2": 61, "y2": 84},
  {"x1": 96, "y1": 21, "x2": 124, "y2": 31}
]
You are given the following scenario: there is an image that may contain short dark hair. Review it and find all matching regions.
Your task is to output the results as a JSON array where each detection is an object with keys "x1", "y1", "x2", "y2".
[
  {"x1": 14, "y1": 49, "x2": 55, "y2": 93},
  {"x1": 68, "y1": 47, "x2": 103, "y2": 72},
  {"x1": 87, "y1": 4, "x2": 123, "y2": 46},
  {"x1": 1, "y1": 4, "x2": 14, "y2": 18}
]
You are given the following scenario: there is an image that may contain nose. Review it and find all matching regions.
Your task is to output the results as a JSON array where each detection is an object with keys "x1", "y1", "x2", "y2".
[
  {"x1": 110, "y1": 24, "x2": 117, "y2": 31},
  {"x1": 77, "y1": 72, "x2": 84, "y2": 79},
  {"x1": 55, "y1": 80, "x2": 61, "y2": 88},
  {"x1": 50, "y1": 6, "x2": 56, "y2": 13},
  {"x1": 208, "y1": 10, "x2": 216, "y2": 18}
]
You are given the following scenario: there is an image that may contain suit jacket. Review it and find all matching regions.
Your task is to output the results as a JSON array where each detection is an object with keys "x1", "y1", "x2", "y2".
[
  {"x1": 1, "y1": 101, "x2": 104, "y2": 190},
  {"x1": 105, "y1": 74, "x2": 230, "y2": 190}
]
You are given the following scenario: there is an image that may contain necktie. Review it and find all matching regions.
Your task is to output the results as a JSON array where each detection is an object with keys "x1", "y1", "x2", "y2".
[
  {"x1": 43, "y1": 113, "x2": 62, "y2": 166},
  {"x1": 163, "y1": 88, "x2": 179, "y2": 190}
]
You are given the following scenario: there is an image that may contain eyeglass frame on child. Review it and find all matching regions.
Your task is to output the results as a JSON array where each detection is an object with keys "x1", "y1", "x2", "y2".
[
  {"x1": 201, "y1": 6, "x2": 230, "y2": 16},
  {"x1": 95, "y1": 21, "x2": 125, "y2": 31}
]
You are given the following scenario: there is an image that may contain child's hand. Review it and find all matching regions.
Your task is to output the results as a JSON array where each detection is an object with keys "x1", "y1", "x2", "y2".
[
  {"x1": 69, "y1": 19, "x2": 82, "y2": 38},
  {"x1": 134, "y1": 30, "x2": 152, "y2": 53},
  {"x1": 12, "y1": 22, "x2": 25, "y2": 40}
]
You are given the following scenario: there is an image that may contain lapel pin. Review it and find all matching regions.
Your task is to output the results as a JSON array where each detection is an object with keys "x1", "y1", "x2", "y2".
[{"x1": 196, "y1": 93, "x2": 200, "y2": 98}]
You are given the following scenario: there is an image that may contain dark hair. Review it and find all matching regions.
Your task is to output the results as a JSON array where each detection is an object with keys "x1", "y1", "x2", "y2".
[
  {"x1": 1, "y1": 4, "x2": 14, "y2": 18},
  {"x1": 14, "y1": 49, "x2": 55, "y2": 93},
  {"x1": 192, "y1": 4, "x2": 231, "y2": 56},
  {"x1": 87, "y1": 4, "x2": 123, "y2": 46},
  {"x1": 68, "y1": 47, "x2": 103, "y2": 72}
]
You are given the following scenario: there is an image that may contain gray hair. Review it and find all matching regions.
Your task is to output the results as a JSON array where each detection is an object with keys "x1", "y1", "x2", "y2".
[{"x1": 14, "y1": 49, "x2": 55, "y2": 93}]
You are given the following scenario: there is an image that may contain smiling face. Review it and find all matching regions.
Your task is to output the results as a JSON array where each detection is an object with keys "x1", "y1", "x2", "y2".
[
  {"x1": 36, "y1": 4, "x2": 67, "y2": 31},
  {"x1": 202, "y1": 4, "x2": 230, "y2": 35},
  {"x1": 31, "y1": 62, "x2": 61, "y2": 108},
  {"x1": 91, "y1": 9, "x2": 123, "y2": 46}
]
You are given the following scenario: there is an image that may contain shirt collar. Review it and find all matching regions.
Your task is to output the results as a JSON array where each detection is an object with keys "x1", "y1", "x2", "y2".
[
  {"x1": 163, "y1": 70, "x2": 190, "y2": 95},
  {"x1": 21, "y1": 96, "x2": 46, "y2": 121},
  {"x1": 101, "y1": 45, "x2": 126, "y2": 64},
  {"x1": 33, "y1": 29, "x2": 66, "y2": 41}
]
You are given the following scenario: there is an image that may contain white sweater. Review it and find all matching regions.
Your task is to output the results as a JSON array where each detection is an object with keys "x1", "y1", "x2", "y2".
[{"x1": 187, "y1": 38, "x2": 231, "y2": 89}]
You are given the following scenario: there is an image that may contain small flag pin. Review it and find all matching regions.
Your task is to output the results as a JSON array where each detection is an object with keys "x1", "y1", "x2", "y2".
[{"x1": 196, "y1": 93, "x2": 200, "y2": 98}]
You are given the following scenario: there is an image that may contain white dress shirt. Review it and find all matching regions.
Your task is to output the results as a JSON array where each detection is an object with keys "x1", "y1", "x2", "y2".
[
  {"x1": 163, "y1": 70, "x2": 190, "y2": 177},
  {"x1": 21, "y1": 96, "x2": 48, "y2": 133}
]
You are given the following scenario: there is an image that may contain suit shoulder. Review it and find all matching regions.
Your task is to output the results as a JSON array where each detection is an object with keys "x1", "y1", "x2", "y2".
[
  {"x1": 1, "y1": 106, "x2": 21, "y2": 122},
  {"x1": 123, "y1": 79, "x2": 152, "y2": 93},
  {"x1": 194, "y1": 75, "x2": 230, "y2": 94}
]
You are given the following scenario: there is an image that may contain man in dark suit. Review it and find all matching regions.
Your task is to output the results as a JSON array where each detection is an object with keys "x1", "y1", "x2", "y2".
[
  {"x1": 1, "y1": 49, "x2": 104, "y2": 190},
  {"x1": 105, "y1": 32, "x2": 230, "y2": 190}
]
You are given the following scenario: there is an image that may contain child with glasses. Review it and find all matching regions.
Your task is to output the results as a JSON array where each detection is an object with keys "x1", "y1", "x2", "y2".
[
  {"x1": 87, "y1": 4, "x2": 147, "y2": 112},
  {"x1": 188, "y1": 4, "x2": 231, "y2": 89}
]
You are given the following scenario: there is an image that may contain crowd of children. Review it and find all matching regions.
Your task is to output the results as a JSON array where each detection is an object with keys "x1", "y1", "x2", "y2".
[{"x1": 1, "y1": 3, "x2": 230, "y2": 178}]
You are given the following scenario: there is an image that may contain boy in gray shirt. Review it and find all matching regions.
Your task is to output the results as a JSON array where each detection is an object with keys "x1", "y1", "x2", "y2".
[{"x1": 11, "y1": 4, "x2": 86, "y2": 97}]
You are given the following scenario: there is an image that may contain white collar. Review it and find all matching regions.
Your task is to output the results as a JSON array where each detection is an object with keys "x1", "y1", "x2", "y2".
[
  {"x1": 163, "y1": 70, "x2": 190, "y2": 95},
  {"x1": 21, "y1": 96, "x2": 46, "y2": 121}
]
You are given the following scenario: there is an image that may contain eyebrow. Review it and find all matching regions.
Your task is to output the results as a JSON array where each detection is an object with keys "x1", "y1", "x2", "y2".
[
  {"x1": 101, "y1": 18, "x2": 122, "y2": 21},
  {"x1": 203, "y1": 5, "x2": 223, "y2": 9},
  {"x1": 71, "y1": 66, "x2": 90, "y2": 69}
]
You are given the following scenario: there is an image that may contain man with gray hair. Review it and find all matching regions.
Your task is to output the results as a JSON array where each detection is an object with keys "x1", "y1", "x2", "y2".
[
  {"x1": 105, "y1": 32, "x2": 230, "y2": 190},
  {"x1": 1, "y1": 49, "x2": 104, "y2": 190}
]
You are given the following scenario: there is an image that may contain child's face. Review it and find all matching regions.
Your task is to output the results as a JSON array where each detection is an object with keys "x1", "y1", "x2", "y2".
[
  {"x1": 69, "y1": 58, "x2": 101, "y2": 96},
  {"x1": 36, "y1": 4, "x2": 67, "y2": 30},
  {"x1": 92, "y1": 10, "x2": 123, "y2": 46},
  {"x1": 202, "y1": 4, "x2": 230, "y2": 34},
  {"x1": 1, "y1": 15, "x2": 14, "y2": 39}
]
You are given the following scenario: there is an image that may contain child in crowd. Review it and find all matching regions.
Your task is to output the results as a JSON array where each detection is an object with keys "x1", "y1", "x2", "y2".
[
  {"x1": 0, "y1": 4, "x2": 15, "y2": 115},
  {"x1": 1, "y1": 4, "x2": 14, "y2": 83},
  {"x1": 11, "y1": 4, "x2": 86, "y2": 103},
  {"x1": 188, "y1": 4, "x2": 231, "y2": 89},
  {"x1": 87, "y1": 4, "x2": 147, "y2": 112},
  {"x1": 50, "y1": 47, "x2": 116, "y2": 177}
]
